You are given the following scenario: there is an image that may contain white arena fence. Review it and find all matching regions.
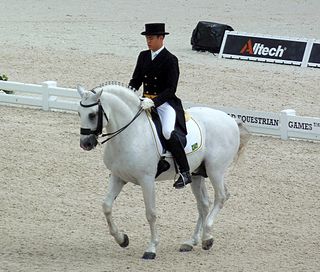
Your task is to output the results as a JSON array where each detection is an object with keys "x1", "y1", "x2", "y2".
[
  {"x1": 0, "y1": 80, "x2": 319, "y2": 142},
  {"x1": 0, "y1": 80, "x2": 78, "y2": 111}
]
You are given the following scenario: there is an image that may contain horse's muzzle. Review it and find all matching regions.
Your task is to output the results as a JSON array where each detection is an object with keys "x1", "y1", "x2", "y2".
[{"x1": 80, "y1": 135, "x2": 98, "y2": 151}]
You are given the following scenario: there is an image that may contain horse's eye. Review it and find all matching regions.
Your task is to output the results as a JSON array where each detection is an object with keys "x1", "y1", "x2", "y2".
[{"x1": 89, "y1": 113, "x2": 96, "y2": 120}]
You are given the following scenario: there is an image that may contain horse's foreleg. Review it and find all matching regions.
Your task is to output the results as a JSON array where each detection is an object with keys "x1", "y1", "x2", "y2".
[
  {"x1": 102, "y1": 174, "x2": 128, "y2": 247},
  {"x1": 140, "y1": 177, "x2": 158, "y2": 259},
  {"x1": 180, "y1": 176, "x2": 210, "y2": 252}
]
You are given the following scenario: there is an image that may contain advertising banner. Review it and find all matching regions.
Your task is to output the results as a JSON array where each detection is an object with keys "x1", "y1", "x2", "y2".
[
  {"x1": 219, "y1": 32, "x2": 309, "y2": 66},
  {"x1": 308, "y1": 42, "x2": 320, "y2": 67}
]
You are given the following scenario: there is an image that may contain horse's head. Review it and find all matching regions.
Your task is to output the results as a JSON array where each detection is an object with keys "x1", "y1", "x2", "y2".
[
  {"x1": 77, "y1": 85, "x2": 104, "y2": 151},
  {"x1": 77, "y1": 82, "x2": 143, "y2": 150}
]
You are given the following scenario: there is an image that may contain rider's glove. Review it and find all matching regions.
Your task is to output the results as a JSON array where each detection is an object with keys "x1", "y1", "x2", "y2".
[{"x1": 140, "y1": 97, "x2": 155, "y2": 110}]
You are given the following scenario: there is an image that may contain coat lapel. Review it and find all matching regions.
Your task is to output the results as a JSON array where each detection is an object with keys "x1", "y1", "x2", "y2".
[
  {"x1": 152, "y1": 48, "x2": 168, "y2": 64},
  {"x1": 148, "y1": 48, "x2": 168, "y2": 73}
]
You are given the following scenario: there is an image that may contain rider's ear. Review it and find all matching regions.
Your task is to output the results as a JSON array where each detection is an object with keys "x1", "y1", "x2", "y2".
[{"x1": 77, "y1": 85, "x2": 85, "y2": 98}]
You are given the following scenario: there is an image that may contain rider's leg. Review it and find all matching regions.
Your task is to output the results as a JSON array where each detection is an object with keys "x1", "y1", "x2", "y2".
[
  {"x1": 166, "y1": 131, "x2": 192, "y2": 188},
  {"x1": 157, "y1": 102, "x2": 176, "y2": 140},
  {"x1": 157, "y1": 103, "x2": 192, "y2": 189}
]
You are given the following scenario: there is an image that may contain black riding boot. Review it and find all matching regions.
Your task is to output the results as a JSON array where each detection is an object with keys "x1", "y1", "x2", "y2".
[{"x1": 166, "y1": 131, "x2": 192, "y2": 189}]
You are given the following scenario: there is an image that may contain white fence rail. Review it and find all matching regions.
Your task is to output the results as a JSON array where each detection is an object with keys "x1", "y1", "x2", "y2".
[
  {"x1": 1, "y1": 80, "x2": 319, "y2": 141},
  {"x1": 0, "y1": 80, "x2": 79, "y2": 111}
]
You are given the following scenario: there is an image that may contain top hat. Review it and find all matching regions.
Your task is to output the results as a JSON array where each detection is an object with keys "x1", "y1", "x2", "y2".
[{"x1": 141, "y1": 23, "x2": 169, "y2": 36}]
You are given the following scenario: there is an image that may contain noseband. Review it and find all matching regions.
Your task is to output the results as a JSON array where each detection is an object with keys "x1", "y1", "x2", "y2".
[{"x1": 79, "y1": 99, "x2": 143, "y2": 144}]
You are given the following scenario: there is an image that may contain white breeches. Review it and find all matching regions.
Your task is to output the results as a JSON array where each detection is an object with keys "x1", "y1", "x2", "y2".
[{"x1": 156, "y1": 102, "x2": 176, "y2": 140}]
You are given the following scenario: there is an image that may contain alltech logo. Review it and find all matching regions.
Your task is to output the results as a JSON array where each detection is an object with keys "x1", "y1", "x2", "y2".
[
  {"x1": 240, "y1": 39, "x2": 287, "y2": 58},
  {"x1": 222, "y1": 33, "x2": 307, "y2": 63}
]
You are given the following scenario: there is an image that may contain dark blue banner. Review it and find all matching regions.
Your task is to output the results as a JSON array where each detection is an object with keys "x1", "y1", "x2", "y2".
[
  {"x1": 309, "y1": 43, "x2": 320, "y2": 64},
  {"x1": 222, "y1": 34, "x2": 307, "y2": 62}
]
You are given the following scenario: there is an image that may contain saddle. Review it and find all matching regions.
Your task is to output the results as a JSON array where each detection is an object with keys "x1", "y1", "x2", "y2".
[{"x1": 146, "y1": 109, "x2": 203, "y2": 177}]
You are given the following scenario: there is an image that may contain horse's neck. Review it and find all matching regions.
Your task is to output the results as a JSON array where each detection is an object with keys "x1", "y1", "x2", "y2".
[{"x1": 101, "y1": 90, "x2": 140, "y2": 130}]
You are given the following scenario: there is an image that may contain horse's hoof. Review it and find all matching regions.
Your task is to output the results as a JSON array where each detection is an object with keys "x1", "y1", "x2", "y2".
[
  {"x1": 202, "y1": 238, "x2": 214, "y2": 250},
  {"x1": 119, "y1": 234, "x2": 129, "y2": 248},
  {"x1": 179, "y1": 244, "x2": 193, "y2": 252},
  {"x1": 142, "y1": 252, "x2": 156, "y2": 260}
]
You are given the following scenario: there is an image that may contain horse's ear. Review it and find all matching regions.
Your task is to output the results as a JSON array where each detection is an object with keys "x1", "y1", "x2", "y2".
[
  {"x1": 94, "y1": 88, "x2": 103, "y2": 99},
  {"x1": 77, "y1": 85, "x2": 85, "y2": 98}
]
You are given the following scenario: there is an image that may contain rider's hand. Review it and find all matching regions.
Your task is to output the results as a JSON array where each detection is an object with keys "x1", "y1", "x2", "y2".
[{"x1": 140, "y1": 97, "x2": 155, "y2": 110}]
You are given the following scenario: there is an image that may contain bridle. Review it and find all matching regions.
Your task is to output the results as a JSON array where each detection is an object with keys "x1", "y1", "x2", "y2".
[
  {"x1": 79, "y1": 99, "x2": 144, "y2": 144},
  {"x1": 80, "y1": 100, "x2": 108, "y2": 136}
]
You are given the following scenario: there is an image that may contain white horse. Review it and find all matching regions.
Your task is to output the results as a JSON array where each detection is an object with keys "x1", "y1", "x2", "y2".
[{"x1": 77, "y1": 83, "x2": 248, "y2": 259}]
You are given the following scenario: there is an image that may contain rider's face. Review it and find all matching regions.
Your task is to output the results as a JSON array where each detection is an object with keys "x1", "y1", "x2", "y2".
[{"x1": 145, "y1": 35, "x2": 164, "y2": 52}]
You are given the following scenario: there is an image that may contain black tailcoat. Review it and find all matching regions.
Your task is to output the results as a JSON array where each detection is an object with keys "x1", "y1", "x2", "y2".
[{"x1": 129, "y1": 48, "x2": 187, "y2": 135}]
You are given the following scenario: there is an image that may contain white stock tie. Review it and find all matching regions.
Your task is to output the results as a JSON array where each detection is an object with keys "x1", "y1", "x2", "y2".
[{"x1": 151, "y1": 52, "x2": 157, "y2": 61}]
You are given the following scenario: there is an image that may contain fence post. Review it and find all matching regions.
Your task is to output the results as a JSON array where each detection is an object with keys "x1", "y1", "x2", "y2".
[
  {"x1": 41, "y1": 81, "x2": 57, "y2": 111},
  {"x1": 280, "y1": 109, "x2": 296, "y2": 140}
]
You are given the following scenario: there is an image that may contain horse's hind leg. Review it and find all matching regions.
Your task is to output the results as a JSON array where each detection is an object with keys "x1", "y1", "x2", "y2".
[
  {"x1": 202, "y1": 168, "x2": 228, "y2": 250},
  {"x1": 102, "y1": 174, "x2": 128, "y2": 248},
  {"x1": 180, "y1": 176, "x2": 210, "y2": 252}
]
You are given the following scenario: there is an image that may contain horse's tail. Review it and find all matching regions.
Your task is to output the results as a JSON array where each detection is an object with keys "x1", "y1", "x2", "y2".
[{"x1": 234, "y1": 119, "x2": 250, "y2": 162}]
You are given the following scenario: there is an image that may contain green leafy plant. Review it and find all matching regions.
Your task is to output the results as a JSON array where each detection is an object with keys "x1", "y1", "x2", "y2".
[{"x1": 0, "y1": 74, "x2": 14, "y2": 94}]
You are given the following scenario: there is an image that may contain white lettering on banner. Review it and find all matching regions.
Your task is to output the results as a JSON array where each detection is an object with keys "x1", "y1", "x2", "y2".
[
  {"x1": 269, "y1": 47, "x2": 276, "y2": 56},
  {"x1": 252, "y1": 43, "x2": 286, "y2": 57}
]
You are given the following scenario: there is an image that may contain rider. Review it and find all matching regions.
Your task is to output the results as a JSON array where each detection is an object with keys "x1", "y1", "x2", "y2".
[{"x1": 129, "y1": 23, "x2": 192, "y2": 189}]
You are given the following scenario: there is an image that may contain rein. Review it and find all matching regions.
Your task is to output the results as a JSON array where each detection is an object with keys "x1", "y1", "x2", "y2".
[
  {"x1": 80, "y1": 99, "x2": 144, "y2": 144},
  {"x1": 101, "y1": 107, "x2": 143, "y2": 144}
]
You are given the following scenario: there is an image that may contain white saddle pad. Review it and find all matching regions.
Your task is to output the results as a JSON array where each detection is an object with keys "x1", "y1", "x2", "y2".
[{"x1": 147, "y1": 111, "x2": 203, "y2": 157}]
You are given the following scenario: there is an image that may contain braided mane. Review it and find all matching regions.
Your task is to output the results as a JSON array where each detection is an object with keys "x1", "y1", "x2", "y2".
[
  {"x1": 90, "y1": 81, "x2": 138, "y2": 93},
  {"x1": 90, "y1": 81, "x2": 141, "y2": 108}
]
